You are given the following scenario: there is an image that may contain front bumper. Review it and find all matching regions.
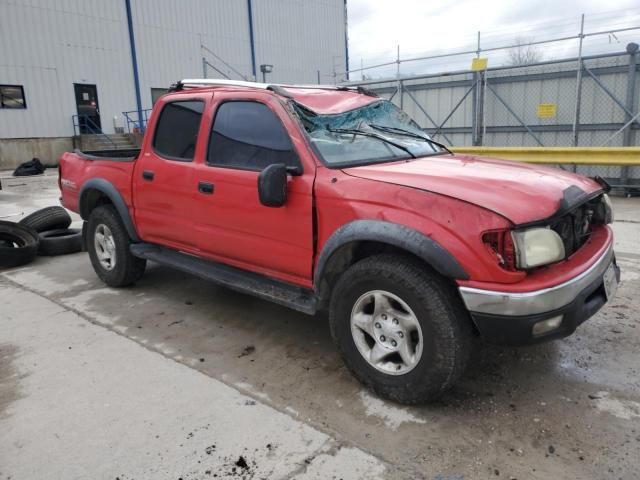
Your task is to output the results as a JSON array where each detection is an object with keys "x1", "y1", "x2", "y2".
[{"x1": 458, "y1": 246, "x2": 619, "y2": 345}]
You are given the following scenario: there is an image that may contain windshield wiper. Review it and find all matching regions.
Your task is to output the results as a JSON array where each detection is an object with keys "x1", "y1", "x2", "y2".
[
  {"x1": 327, "y1": 127, "x2": 416, "y2": 159},
  {"x1": 368, "y1": 123, "x2": 452, "y2": 155}
]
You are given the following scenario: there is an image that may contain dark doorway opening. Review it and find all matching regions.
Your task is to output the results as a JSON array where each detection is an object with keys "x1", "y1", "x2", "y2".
[{"x1": 74, "y1": 84, "x2": 101, "y2": 134}]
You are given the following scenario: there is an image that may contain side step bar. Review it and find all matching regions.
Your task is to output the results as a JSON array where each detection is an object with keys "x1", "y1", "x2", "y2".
[{"x1": 130, "y1": 243, "x2": 318, "y2": 315}]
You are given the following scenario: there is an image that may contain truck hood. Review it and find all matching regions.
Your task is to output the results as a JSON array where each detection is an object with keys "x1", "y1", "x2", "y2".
[{"x1": 342, "y1": 154, "x2": 603, "y2": 225}]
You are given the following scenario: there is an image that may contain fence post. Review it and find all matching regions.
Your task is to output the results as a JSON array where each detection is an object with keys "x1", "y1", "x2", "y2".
[
  {"x1": 471, "y1": 31, "x2": 486, "y2": 146},
  {"x1": 478, "y1": 71, "x2": 486, "y2": 146},
  {"x1": 472, "y1": 71, "x2": 478, "y2": 146},
  {"x1": 471, "y1": 32, "x2": 480, "y2": 146},
  {"x1": 396, "y1": 45, "x2": 403, "y2": 109},
  {"x1": 572, "y1": 14, "x2": 585, "y2": 152},
  {"x1": 622, "y1": 42, "x2": 639, "y2": 186}
]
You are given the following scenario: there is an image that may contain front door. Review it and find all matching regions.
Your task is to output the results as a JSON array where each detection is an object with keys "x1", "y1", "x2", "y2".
[
  {"x1": 74, "y1": 84, "x2": 101, "y2": 133},
  {"x1": 193, "y1": 92, "x2": 315, "y2": 286}
]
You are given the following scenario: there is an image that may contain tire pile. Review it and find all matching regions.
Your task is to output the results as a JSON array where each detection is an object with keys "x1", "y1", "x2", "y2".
[{"x1": 0, "y1": 206, "x2": 83, "y2": 269}]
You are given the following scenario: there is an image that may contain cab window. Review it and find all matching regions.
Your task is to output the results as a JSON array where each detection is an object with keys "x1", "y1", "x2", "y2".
[{"x1": 207, "y1": 101, "x2": 300, "y2": 171}]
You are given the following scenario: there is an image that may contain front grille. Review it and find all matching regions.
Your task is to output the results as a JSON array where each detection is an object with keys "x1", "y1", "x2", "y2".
[{"x1": 549, "y1": 197, "x2": 599, "y2": 257}]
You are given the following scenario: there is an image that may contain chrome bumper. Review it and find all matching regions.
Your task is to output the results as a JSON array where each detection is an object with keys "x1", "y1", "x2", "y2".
[{"x1": 459, "y1": 245, "x2": 615, "y2": 316}]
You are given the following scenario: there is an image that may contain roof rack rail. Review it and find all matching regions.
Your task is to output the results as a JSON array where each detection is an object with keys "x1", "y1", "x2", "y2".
[
  {"x1": 168, "y1": 78, "x2": 378, "y2": 97},
  {"x1": 168, "y1": 78, "x2": 270, "y2": 92}
]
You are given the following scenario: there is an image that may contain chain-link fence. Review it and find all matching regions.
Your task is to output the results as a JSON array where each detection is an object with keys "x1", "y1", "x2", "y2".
[{"x1": 345, "y1": 44, "x2": 640, "y2": 187}]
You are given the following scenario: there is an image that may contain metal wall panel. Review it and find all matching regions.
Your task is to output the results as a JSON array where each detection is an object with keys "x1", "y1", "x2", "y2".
[
  {"x1": 131, "y1": 0, "x2": 253, "y2": 109},
  {"x1": 0, "y1": 0, "x2": 134, "y2": 138},
  {"x1": 251, "y1": 0, "x2": 346, "y2": 84},
  {"x1": 0, "y1": 0, "x2": 347, "y2": 139}
]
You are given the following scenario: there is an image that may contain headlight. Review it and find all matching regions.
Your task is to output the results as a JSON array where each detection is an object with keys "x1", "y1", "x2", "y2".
[
  {"x1": 602, "y1": 193, "x2": 614, "y2": 224},
  {"x1": 592, "y1": 193, "x2": 614, "y2": 224},
  {"x1": 511, "y1": 227, "x2": 565, "y2": 269}
]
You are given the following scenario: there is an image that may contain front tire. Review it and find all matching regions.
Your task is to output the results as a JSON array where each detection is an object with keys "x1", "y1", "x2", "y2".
[
  {"x1": 87, "y1": 205, "x2": 146, "y2": 287},
  {"x1": 329, "y1": 254, "x2": 472, "y2": 404}
]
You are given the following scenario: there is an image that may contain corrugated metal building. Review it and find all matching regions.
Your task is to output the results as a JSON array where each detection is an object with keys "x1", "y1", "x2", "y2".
[{"x1": 0, "y1": 0, "x2": 348, "y2": 167}]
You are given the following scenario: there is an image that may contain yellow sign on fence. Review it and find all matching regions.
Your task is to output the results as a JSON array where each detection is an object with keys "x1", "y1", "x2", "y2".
[
  {"x1": 537, "y1": 103, "x2": 557, "y2": 118},
  {"x1": 471, "y1": 57, "x2": 488, "y2": 71}
]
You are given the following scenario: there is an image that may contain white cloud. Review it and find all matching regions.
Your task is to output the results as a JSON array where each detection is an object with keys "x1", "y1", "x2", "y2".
[{"x1": 347, "y1": 0, "x2": 640, "y2": 79}]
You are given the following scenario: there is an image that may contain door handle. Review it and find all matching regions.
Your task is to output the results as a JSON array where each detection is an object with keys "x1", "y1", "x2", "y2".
[
  {"x1": 198, "y1": 181, "x2": 214, "y2": 194},
  {"x1": 142, "y1": 170, "x2": 154, "y2": 181}
]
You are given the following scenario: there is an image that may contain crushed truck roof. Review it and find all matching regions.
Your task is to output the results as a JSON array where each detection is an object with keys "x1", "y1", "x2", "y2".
[{"x1": 169, "y1": 78, "x2": 381, "y2": 115}]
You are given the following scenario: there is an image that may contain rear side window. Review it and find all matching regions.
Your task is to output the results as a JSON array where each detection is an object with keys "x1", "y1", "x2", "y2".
[
  {"x1": 153, "y1": 100, "x2": 204, "y2": 160},
  {"x1": 207, "y1": 101, "x2": 299, "y2": 170}
]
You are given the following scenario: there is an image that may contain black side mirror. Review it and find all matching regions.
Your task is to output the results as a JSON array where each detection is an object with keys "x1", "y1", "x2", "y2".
[{"x1": 258, "y1": 163, "x2": 288, "y2": 207}]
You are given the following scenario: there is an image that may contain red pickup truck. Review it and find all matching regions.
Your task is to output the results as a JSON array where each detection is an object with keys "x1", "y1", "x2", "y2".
[{"x1": 59, "y1": 79, "x2": 619, "y2": 403}]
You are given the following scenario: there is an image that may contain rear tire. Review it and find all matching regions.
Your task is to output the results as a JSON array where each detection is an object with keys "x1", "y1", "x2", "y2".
[
  {"x1": 329, "y1": 253, "x2": 472, "y2": 404},
  {"x1": 87, "y1": 205, "x2": 146, "y2": 287},
  {"x1": 19, "y1": 206, "x2": 71, "y2": 233}
]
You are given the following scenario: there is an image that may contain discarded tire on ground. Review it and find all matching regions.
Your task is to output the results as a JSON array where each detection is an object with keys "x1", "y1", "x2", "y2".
[
  {"x1": 38, "y1": 228, "x2": 83, "y2": 256},
  {"x1": 19, "y1": 206, "x2": 71, "y2": 233},
  {"x1": 0, "y1": 221, "x2": 40, "y2": 268}
]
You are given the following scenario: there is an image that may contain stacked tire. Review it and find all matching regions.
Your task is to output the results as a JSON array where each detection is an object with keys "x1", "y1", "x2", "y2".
[
  {"x1": 0, "y1": 206, "x2": 83, "y2": 269},
  {"x1": 0, "y1": 221, "x2": 40, "y2": 268}
]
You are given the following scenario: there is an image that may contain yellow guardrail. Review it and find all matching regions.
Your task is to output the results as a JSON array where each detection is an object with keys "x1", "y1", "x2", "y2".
[{"x1": 449, "y1": 147, "x2": 640, "y2": 165}]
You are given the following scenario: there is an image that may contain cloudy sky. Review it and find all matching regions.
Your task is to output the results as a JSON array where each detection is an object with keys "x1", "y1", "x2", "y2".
[{"x1": 346, "y1": 0, "x2": 640, "y2": 78}]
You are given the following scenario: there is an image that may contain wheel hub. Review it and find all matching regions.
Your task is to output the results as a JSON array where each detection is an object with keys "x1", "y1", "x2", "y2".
[
  {"x1": 373, "y1": 313, "x2": 406, "y2": 350},
  {"x1": 94, "y1": 223, "x2": 117, "y2": 271},
  {"x1": 350, "y1": 290, "x2": 423, "y2": 375}
]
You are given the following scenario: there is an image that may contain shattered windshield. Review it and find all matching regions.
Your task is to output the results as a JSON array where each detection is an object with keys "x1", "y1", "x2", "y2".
[{"x1": 292, "y1": 100, "x2": 447, "y2": 167}]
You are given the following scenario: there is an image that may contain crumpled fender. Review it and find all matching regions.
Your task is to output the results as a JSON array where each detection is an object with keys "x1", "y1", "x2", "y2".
[{"x1": 314, "y1": 219, "x2": 469, "y2": 291}]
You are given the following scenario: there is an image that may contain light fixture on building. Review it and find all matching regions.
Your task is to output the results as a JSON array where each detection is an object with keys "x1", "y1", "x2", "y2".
[{"x1": 260, "y1": 64, "x2": 273, "y2": 83}]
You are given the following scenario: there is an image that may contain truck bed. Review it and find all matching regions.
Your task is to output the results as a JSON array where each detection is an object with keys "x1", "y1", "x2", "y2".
[
  {"x1": 59, "y1": 149, "x2": 138, "y2": 215},
  {"x1": 75, "y1": 148, "x2": 140, "y2": 161}
]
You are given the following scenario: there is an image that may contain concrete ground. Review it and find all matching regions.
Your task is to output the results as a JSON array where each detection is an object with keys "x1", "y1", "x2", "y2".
[{"x1": 1, "y1": 174, "x2": 639, "y2": 480}]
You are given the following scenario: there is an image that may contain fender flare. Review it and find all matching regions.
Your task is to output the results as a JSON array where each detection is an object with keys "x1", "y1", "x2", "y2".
[
  {"x1": 79, "y1": 178, "x2": 140, "y2": 242},
  {"x1": 313, "y1": 220, "x2": 469, "y2": 289}
]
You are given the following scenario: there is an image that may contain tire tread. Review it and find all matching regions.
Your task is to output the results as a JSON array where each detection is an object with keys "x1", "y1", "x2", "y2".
[
  {"x1": 0, "y1": 221, "x2": 39, "y2": 268},
  {"x1": 19, "y1": 206, "x2": 71, "y2": 233},
  {"x1": 38, "y1": 228, "x2": 82, "y2": 256}
]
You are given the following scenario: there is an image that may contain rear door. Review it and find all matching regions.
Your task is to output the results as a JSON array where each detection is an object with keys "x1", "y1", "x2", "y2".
[
  {"x1": 133, "y1": 94, "x2": 209, "y2": 250},
  {"x1": 192, "y1": 91, "x2": 316, "y2": 286}
]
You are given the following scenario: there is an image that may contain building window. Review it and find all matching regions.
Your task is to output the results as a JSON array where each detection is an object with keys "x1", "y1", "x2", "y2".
[
  {"x1": 152, "y1": 100, "x2": 204, "y2": 161},
  {"x1": 0, "y1": 85, "x2": 26, "y2": 109},
  {"x1": 207, "y1": 101, "x2": 300, "y2": 171}
]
